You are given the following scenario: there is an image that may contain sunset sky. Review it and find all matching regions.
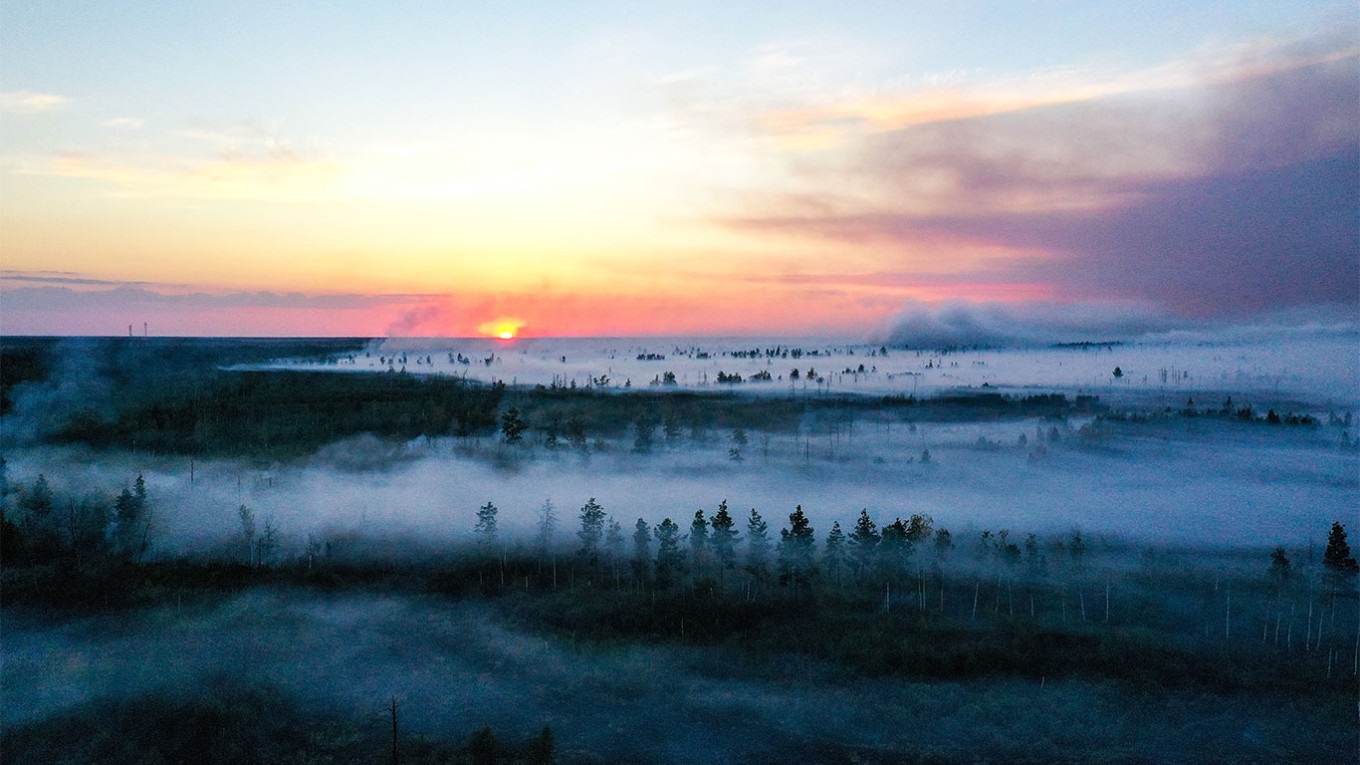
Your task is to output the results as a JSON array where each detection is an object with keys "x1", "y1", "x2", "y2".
[{"x1": 2, "y1": 2, "x2": 1356, "y2": 338}]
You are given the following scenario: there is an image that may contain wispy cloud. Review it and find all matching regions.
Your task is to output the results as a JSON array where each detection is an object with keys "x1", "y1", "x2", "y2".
[
  {"x1": 0, "y1": 90, "x2": 68, "y2": 114},
  {"x1": 716, "y1": 31, "x2": 1360, "y2": 317},
  {"x1": 0, "y1": 270, "x2": 159, "y2": 288},
  {"x1": 753, "y1": 34, "x2": 1360, "y2": 151},
  {"x1": 21, "y1": 147, "x2": 343, "y2": 201}
]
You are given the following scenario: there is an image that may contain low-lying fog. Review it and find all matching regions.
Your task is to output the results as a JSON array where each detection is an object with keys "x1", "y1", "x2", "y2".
[
  {"x1": 7, "y1": 406, "x2": 1354, "y2": 558},
  {"x1": 3, "y1": 590, "x2": 1336, "y2": 763},
  {"x1": 260, "y1": 322, "x2": 1360, "y2": 411}
]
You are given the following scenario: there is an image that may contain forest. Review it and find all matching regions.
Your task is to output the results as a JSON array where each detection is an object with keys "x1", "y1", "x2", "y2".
[{"x1": 2, "y1": 337, "x2": 1356, "y2": 763}]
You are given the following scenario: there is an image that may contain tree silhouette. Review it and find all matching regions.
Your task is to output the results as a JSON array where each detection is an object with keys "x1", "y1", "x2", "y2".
[
  {"x1": 878, "y1": 518, "x2": 909, "y2": 580},
  {"x1": 777, "y1": 505, "x2": 816, "y2": 589},
  {"x1": 577, "y1": 498, "x2": 606, "y2": 565},
  {"x1": 654, "y1": 517, "x2": 683, "y2": 586},
  {"x1": 1268, "y1": 546, "x2": 1292, "y2": 584},
  {"x1": 823, "y1": 521, "x2": 846, "y2": 587},
  {"x1": 475, "y1": 501, "x2": 499, "y2": 549},
  {"x1": 1322, "y1": 521, "x2": 1358, "y2": 590},
  {"x1": 848, "y1": 509, "x2": 879, "y2": 581},
  {"x1": 688, "y1": 509, "x2": 709, "y2": 577},
  {"x1": 500, "y1": 407, "x2": 528, "y2": 443},
  {"x1": 709, "y1": 501, "x2": 739, "y2": 585},
  {"x1": 905, "y1": 513, "x2": 933, "y2": 545},
  {"x1": 631, "y1": 518, "x2": 652, "y2": 582},
  {"x1": 527, "y1": 725, "x2": 555, "y2": 765},
  {"x1": 745, "y1": 507, "x2": 770, "y2": 580}
]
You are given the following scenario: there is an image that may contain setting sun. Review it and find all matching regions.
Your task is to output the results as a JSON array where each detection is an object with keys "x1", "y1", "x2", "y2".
[{"x1": 478, "y1": 317, "x2": 525, "y2": 339}]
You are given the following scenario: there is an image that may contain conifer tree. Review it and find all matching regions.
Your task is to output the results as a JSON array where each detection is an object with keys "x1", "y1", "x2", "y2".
[
  {"x1": 848, "y1": 509, "x2": 879, "y2": 580},
  {"x1": 777, "y1": 505, "x2": 816, "y2": 588},
  {"x1": 823, "y1": 521, "x2": 846, "y2": 587},
  {"x1": 632, "y1": 518, "x2": 652, "y2": 582},
  {"x1": 688, "y1": 509, "x2": 709, "y2": 577},
  {"x1": 500, "y1": 407, "x2": 528, "y2": 443},
  {"x1": 605, "y1": 517, "x2": 624, "y2": 556},
  {"x1": 745, "y1": 507, "x2": 770, "y2": 579},
  {"x1": 878, "y1": 517, "x2": 909, "y2": 580},
  {"x1": 474, "y1": 501, "x2": 499, "y2": 549},
  {"x1": 113, "y1": 487, "x2": 140, "y2": 556},
  {"x1": 1323, "y1": 521, "x2": 1359, "y2": 590},
  {"x1": 528, "y1": 725, "x2": 555, "y2": 765},
  {"x1": 1268, "y1": 546, "x2": 1292, "y2": 584},
  {"x1": 654, "y1": 517, "x2": 683, "y2": 586},
  {"x1": 709, "y1": 501, "x2": 740, "y2": 583},
  {"x1": 577, "y1": 498, "x2": 606, "y2": 564}
]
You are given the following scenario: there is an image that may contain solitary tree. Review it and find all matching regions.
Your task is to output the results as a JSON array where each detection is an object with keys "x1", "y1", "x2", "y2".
[
  {"x1": 823, "y1": 521, "x2": 846, "y2": 588},
  {"x1": 1323, "y1": 521, "x2": 1359, "y2": 590},
  {"x1": 1268, "y1": 547, "x2": 1292, "y2": 585},
  {"x1": 633, "y1": 415, "x2": 656, "y2": 454},
  {"x1": 654, "y1": 517, "x2": 683, "y2": 586},
  {"x1": 577, "y1": 498, "x2": 607, "y2": 565},
  {"x1": 689, "y1": 509, "x2": 709, "y2": 577},
  {"x1": 777, "y1": 505, "x2": 816, "y2": 589},
  {"x1": 604, "y1": 517, "x2": 625, "y2": 583},
  {"x1": 745, "y1": 508, "x2": 770, "y2": 580},
  {"x1": 474, "y1": 501, "x2": 499, "y2": 549},
  {"x1": 500, "y1": 407, "x2": 528, "y2": 443},
  {"x1": 527, "y1": 725, "x2": 555, "y2": 765},
  {"x1": 905, "y1": 513, "x2": 934, "y2": 545},
  {"x1": 632, "y1": 518, "x2": 652, "y2": 582},
  {"x1": 709, "y1": 501, "x2": 740, "y2": 584},
  {"x1": 878, "y1": 518, "x2": 910, "y2": 580},
  {"x1": 848, "y1": 509, "x2": 879, "y2": 581},
  {"x1": 113, "y1": 486, "x2": 141, "y2": 556}
]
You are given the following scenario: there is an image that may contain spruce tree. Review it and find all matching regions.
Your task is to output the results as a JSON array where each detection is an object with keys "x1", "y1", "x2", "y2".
[
  {"x1": 528, "y1": 725, "x2": 555, "y2": 765},
  {"x1": 688, "y1": 509, "x2": 709, "y2": 577},
  {"x1": 848, "y1": 509, "x2": 879, "y2": 580},
  {"x1": 1268, "y1": 547, "x2": 1292, "y2": 584},
  {"x1": 878, "y1": 518, "x2": 909, "y2": 579},
  {"x1": 577, "y1": 498, "x2": 606, "y2": 563},
  {"x1": 1323, "y1": 521, "x2": 1359, "y2": 590},
  {"x1": 500, "y1": 407, "x2": 528, "y2": 443},
  {"x1": 745, "y1": 508, "x2": 770, "y2": 579},
  {"x1": 777, "y1": 505, "x2": 816, "y2": 588},
  {"x1": 654, "y1": 518, "x2": 683, "y2": 586},
  {"x1": 474, "y1": 501, "x2": 499, "y2": 549},
  {"x1": 632, "y1": 518, "x2": 652, "y2": 582},
  {"x1": 823, "y1": 521, "x2": 846, "y2": 587},
  {"x1": 709, "y1": 501, "x2": 740, "y2": 582}
]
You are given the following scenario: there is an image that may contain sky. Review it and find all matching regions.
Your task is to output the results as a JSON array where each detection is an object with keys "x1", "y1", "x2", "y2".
[{"x1": 1, "y1": 2, "x2": 1356, "y2": 338}]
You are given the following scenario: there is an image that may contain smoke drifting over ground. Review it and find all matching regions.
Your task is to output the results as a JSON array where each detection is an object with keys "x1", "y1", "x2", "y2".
[
  {"x1": 877, "y1": 300, "x2": 1173, "y2": 348},
  {"x1": 2, "y1": 329, "x2": 1356, "y2": 762}
]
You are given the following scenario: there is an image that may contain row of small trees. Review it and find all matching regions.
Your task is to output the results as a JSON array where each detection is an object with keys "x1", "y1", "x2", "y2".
[
  {"x1": 468, "y1": 495, "x2": 1360, "y2": 597},
  {"x1": 465, "y1": 498, "x2": 1104, "y2": 593}
]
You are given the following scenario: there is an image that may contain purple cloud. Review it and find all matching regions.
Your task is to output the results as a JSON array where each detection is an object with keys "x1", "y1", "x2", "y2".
[{"x1": 727, "y1": 45, "x2": 1360, "y2": 318}]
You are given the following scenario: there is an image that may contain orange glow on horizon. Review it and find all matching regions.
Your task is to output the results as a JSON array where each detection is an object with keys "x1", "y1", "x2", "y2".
[{"x1": 478, "y1": 317, "x2": 527, "y2": 339}]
